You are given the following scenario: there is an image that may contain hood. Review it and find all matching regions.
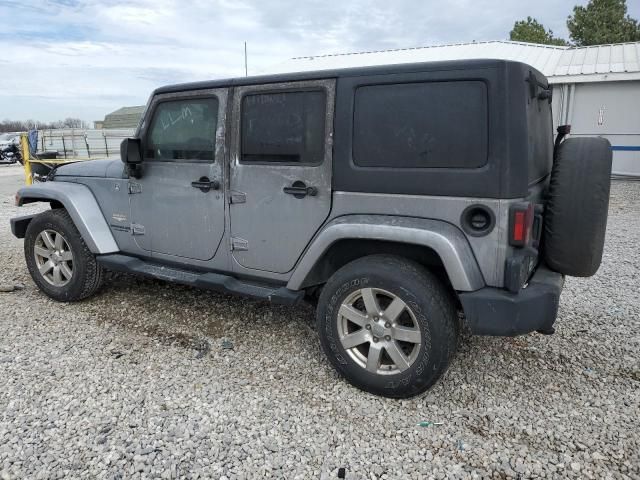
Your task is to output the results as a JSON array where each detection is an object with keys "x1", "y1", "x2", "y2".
[{"x1": 54, "y1": 158, "x2": 125, "y2": 178}]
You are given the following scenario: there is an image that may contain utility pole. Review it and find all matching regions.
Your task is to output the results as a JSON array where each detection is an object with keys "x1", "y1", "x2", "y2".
[{"x1": 244, "y1": 42, "x2": 248, "y2": 77}]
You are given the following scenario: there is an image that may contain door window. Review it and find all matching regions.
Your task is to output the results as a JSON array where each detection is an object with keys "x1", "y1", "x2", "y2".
[
  {"x1": 240, "y1": 90, "x2": 326, "y2": 165},
  {"x1": 146, "y1": 97, "x2": 219, "y2": 162}
]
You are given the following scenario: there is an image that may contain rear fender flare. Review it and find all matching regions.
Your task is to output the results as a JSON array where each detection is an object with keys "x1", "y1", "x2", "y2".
[
  {"x1": 15, "y1": 182, "x2": 118, "y2": 254},
  {"x1": 288, "y1": 215, "x2": 485, "y2": 292}
]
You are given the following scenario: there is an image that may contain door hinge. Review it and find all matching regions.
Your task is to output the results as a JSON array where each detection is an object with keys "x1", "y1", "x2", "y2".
[
  {"x1": 131, "y1": 223, "x2": 145, "y2": 236},
  {"x1": 229, "y1": 191, "x2": 246, "y2": 204},
  {"x1": 230, "y1": 237, "x2": 248, "y2": 251},
  {"x1": 128, "y1": 182, "x2": 142, "y2": 194}
]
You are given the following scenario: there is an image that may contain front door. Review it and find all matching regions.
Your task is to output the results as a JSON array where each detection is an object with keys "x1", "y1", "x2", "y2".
[
  {"x1": 129, "y1": 89, "x2": 227, "y2": 262},
  {"x1": 229, "y1": 80, "x2": 335, "y2": 274}
]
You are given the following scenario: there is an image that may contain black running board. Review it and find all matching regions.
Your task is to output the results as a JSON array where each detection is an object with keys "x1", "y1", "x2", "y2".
[{"x1": 96, "y1": 254, "x2": 304, "y2": 305}]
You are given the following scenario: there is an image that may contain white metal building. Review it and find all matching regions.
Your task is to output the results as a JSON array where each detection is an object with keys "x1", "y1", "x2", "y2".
[{"x1": 266, "y1": 41, "x2": 640, "y2": 176}]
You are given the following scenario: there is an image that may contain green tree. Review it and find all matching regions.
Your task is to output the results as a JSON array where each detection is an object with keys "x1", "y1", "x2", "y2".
[
  {"x1": 510, "y1": 16, "x2": 568, "y2": 45},
  {"x1": 567, "y1": 0, "x2": 640, "y2": 46}
]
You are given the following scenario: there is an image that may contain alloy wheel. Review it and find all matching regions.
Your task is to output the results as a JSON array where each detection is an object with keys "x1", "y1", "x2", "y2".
[
  {"x1": 33, "y1": 229, "x2": 74, "y2": 287},
  {"x1": 337, "y1": 287, "x2": 422, "y2": 375}
]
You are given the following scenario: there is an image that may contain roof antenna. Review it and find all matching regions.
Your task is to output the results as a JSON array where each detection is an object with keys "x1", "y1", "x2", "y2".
[{"x1": 244, "y1": 41, "x2": 248, "y2": 77}]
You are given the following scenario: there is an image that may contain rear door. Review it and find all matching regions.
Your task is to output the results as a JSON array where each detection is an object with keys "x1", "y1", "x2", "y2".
[
  {"x1": 228, "y1": 80, "x2": 335, "y2": 274},
  {"x1": 129, "y1": 89, "x2": 227, "y2": 262}
]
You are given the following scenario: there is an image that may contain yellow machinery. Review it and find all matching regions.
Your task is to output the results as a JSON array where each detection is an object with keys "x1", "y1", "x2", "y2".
[
  {"x1": 19, "y1": 134, "x2": 32, "y2": 185},
  {"x1": 20, "y1": 133, "x2": 90, "y2": 185}
]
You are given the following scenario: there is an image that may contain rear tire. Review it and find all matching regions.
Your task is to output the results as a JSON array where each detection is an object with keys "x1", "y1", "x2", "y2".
[
  {"x1": 543, "y1": 137, "x2": 612, "y2": 277},
  {"x1": 316, "y1": 255, "x2": 458, "y2": 398},
  {"x1": 24, "y1": 209, "x2": 104, "y2": 302}
]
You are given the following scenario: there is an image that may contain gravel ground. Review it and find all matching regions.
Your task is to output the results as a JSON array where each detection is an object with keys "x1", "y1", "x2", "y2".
[{"x1": 1, "y1": 178, "x2": 639, "y2": 479}]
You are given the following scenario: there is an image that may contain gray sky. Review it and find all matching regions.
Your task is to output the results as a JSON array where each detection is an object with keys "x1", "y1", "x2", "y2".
[{"x1": 1, "y1": 0, "x2": 638, "y2": 123}]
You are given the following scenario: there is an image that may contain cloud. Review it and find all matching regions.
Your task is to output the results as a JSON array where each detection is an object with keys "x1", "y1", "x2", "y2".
[{"x1": 0, "y1": 0, "x2": 638, "y2": 122}]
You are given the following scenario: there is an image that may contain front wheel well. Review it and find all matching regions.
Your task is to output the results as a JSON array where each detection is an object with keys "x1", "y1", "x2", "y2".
[
  {"x1": 300, "y1": 239, "x2": 452, "y2": 293},
  {"x1": 19, "y1": 197, "x2": 63, "y2": 210}
]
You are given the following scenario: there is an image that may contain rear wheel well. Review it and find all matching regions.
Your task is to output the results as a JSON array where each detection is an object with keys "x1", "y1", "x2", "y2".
[{"x1": 301, "y1": 239, "x2": 453, "y2": 295}]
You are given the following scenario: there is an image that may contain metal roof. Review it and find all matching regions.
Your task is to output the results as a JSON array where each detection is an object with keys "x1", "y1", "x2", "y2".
[
  {"x1": 106, "y1": 106, "x2": 146, "y2": 117},
  {"x1": 264, "y1": 41, "x2": 640, "y2": 84},
  {"x1": 103, "y1": 105, "x2": 145, "y2": 129}
]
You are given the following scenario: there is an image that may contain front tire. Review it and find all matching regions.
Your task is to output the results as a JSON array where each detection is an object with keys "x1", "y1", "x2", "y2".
[
  {"x1": 24, "y1": 209, "x2": 104, "y2": 302},
  {"x1": 316, "y1": 255, "x2": 458, "y2": 398}
]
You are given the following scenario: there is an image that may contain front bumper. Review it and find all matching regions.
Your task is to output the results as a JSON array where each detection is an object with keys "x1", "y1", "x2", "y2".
[
  {"x1": 459, "y1": 265, "x2": 564, "y2": 336},
  {"x1": 10, "y1": 214, "x2": 36, "y2": 239}
]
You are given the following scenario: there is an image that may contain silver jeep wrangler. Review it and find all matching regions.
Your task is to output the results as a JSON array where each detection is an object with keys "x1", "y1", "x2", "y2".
[{"x1": 11, "y1": 60, "x2": 612, "y2": 398}]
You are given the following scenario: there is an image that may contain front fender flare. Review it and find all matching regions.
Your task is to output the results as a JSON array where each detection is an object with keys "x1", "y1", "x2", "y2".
[
  {"x1": 287, "y1": 215, "x2": 485, "y2": 292},
  {"x1": 16, "y1": 182, "x2": 119, "y2": 254}
]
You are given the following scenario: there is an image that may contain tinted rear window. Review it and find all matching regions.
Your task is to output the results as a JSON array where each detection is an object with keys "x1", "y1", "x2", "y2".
[
  {"x1": 353, "y1": 81, "x2": 488, "y2": 168},
  {"x1": 526, "y1": 72, "x2": 554, "y2": 184}
]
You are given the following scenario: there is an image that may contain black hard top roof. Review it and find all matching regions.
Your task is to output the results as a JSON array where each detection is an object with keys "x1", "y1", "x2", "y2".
[{"x1": 154, "y1": 58, "x2": 534, "y2": 95}]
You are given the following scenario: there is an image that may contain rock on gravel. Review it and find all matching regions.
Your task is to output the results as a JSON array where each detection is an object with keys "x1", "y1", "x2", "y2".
[{"x1": 1, "y1": 182, "x2": 639, "y2": 479}]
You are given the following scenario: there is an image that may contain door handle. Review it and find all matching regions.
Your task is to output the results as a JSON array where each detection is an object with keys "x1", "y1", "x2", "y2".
[
  {"x1": 191, "y1": 176, "x2": 220, "y2": 192},
  {"x1": 283, "y1": 181, "x2": 317, "y2": 199}
]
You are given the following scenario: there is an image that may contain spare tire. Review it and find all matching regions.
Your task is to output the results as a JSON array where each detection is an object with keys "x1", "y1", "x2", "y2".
[{"x1": 543, "y1": 137, "x2": 612, "y2": 277}]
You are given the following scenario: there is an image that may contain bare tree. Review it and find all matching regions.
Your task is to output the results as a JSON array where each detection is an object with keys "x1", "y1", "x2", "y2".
[
  {"x1": 0, "y1": 118, "x2": 90, "y2": 133},
  {"x1": 62, "y1": 118, "x2": 89, "y2": 129}
]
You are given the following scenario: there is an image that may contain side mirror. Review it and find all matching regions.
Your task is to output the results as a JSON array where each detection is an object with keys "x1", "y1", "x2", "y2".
[
  {"x1": 120, "y1": 138, "x2": 142, "y2": 178},
  {"x1": 120, "y1": 138, "x2": 142, "y2": 164}
]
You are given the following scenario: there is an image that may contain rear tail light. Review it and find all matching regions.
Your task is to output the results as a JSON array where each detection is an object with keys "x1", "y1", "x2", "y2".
[{"x1": 509, "y1": 203, "x2": 534, "y2": 247}]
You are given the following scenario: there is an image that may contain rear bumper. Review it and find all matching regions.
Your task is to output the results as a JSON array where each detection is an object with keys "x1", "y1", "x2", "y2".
[{"x1": 459, "y1": 265, "x2": 564, "y2": 336}]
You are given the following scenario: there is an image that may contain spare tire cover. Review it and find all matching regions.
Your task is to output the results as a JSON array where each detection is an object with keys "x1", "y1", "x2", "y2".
[{"x1": 543, "y1": 137, "x2": 612, "y2": 277}]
